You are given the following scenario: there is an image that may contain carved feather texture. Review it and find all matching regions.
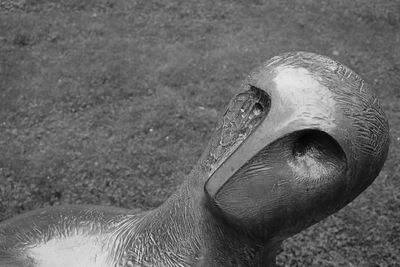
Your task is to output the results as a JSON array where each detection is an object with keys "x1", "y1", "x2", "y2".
[
  {"x1": 0, "y1": 52, "x2": 390, "y2": 267},
  {"x1": 203, "y1": 86, "x2": 271, "y2": 176}
]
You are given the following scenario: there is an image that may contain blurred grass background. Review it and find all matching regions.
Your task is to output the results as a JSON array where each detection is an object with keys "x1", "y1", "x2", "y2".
[{"x1": 0, "y1": 0, "x2": 399, "y2": 265}]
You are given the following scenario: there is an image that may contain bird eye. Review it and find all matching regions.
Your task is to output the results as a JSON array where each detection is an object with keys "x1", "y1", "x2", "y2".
[{"x1": 252, "y1": 102, "x2": 264, "y2": 116}]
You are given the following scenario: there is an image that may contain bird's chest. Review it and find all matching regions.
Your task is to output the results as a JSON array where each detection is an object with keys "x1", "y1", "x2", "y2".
[{"x1": 26, "y1": 234, "x2": 113, "y2": 267}]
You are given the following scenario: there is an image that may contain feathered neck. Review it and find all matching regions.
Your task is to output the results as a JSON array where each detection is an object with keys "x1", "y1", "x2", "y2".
[{"x1": 108, "y1": 170, "x2": 278, "y2": 266}]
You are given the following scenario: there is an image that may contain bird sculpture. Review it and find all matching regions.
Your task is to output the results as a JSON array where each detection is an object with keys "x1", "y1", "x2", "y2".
[{"x1": 0, "y1": 51, "x2": 390, "y2": 267}]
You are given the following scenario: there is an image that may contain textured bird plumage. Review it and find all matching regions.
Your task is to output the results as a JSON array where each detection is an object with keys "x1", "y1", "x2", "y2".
[{"x1": 0, "y1": 52, "x2": 390, "y2": 267}]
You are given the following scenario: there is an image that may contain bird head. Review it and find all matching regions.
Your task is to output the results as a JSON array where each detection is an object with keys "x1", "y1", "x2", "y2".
[{"x1": 202, "y1": 51, "x2": 389, "y2": 242}]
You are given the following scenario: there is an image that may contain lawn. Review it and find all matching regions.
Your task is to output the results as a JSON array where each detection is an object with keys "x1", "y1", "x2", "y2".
[{"x1": 0, "y1": 0, "x2": 399, "y2": 265}]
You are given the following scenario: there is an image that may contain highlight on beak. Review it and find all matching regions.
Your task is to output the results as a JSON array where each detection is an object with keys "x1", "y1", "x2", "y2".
[{"x1": 203, "y1": 51, "x2": 389, "y2": 240}]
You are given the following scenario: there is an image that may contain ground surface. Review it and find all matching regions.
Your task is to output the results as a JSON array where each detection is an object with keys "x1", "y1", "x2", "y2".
[{"x1": 0, "y1": 0, "x2": 399, "y2": 266}]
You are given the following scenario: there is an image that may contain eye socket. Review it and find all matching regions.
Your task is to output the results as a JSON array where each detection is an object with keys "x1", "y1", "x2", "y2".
[
  {"x1": 249, "y1": 85, "x2": 271, "y2": 114},
  {"x1": 252, "y1": 102, "x2": 264, "y2": 116}
]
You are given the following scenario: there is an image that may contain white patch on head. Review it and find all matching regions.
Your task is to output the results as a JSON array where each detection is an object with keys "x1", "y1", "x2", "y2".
[
  {"x1": 273, "y1": 67, "x2": 337, "y2": 131},
  {"x1": 27, "y1": 234, "x2": 112, "y2": 267},
  {"x1": 274, "y1": 67, "x2": 321, "y2": 90}
]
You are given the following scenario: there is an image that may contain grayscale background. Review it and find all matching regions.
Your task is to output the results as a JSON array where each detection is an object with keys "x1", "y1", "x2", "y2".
[{"x1": 0, "y1": 0, "x2": 399, "y2": 265}]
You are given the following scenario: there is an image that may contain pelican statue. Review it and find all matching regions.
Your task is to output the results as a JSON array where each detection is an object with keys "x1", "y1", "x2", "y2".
[{"x1": 0, "y1": 52, "x2": 390, "y2": 267}]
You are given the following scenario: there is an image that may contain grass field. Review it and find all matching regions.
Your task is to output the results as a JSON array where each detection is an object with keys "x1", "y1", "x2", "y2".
[{"x1": 0, "y1": 0, "x2": 399, "y2": 265}]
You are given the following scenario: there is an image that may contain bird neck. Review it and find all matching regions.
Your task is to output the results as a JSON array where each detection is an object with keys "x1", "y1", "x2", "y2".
[{"x1": 118, "y1": 172, "x2": 280, "y2": 266}]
